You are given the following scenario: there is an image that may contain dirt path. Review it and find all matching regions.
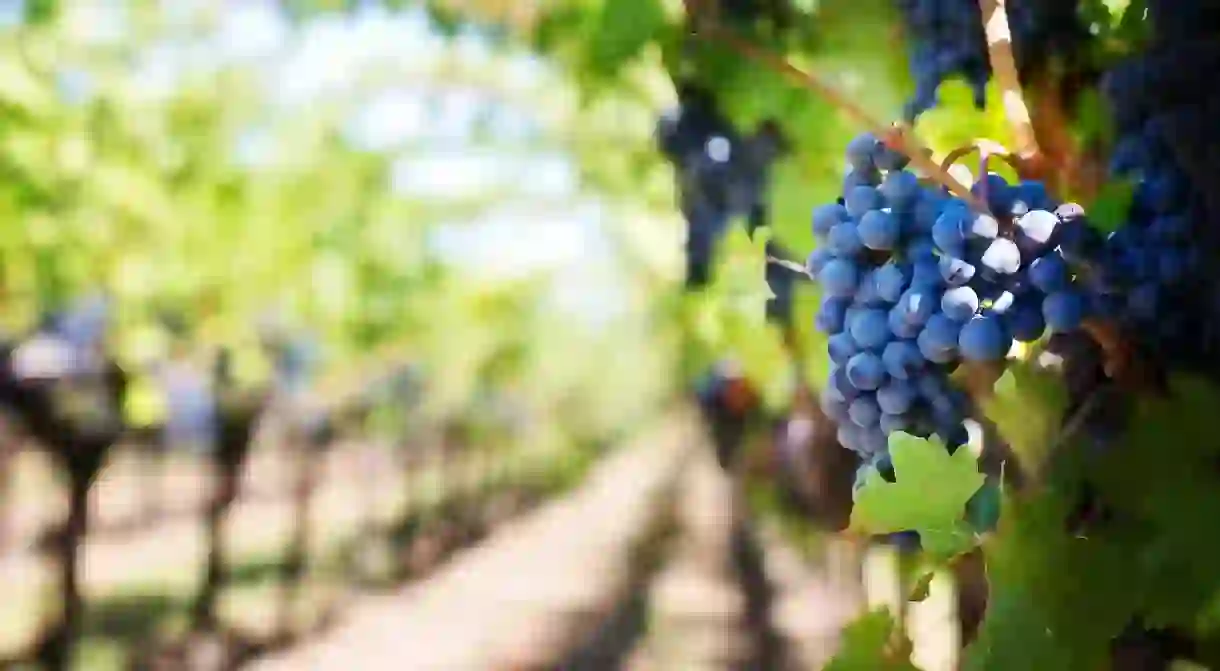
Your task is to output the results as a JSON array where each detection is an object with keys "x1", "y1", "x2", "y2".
[{"x1": 247, "y1": 415, "x2": 694, "y2": 671}]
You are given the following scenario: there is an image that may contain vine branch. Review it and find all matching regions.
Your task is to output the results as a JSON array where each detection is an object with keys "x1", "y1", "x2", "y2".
[{"x1": 976, "y1": 0, "x2": 1043, "y2": 168}]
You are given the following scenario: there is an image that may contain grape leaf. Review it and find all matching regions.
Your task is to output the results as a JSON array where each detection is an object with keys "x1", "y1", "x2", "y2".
[
  {"x1": 1084, "y1": 178, "x2": 1135, "y2": 234},
  {"x1": 824, "y1": 609, "x2": 920, "y2": 671},
  {"x1": 980, "y1": 361, "x2": 1068, "y2": 479},
  {"x1": 850, "y1": 432, "x2": 985, "y2": 561}
]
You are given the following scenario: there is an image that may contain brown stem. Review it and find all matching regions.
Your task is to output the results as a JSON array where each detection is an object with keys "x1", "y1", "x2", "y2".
[
  {"x1": 692, "y1": 21, "x2": 981, "y2": 207},
  {"x1": 976, "y1": 0, "x2": 1042, "y2": 167}
]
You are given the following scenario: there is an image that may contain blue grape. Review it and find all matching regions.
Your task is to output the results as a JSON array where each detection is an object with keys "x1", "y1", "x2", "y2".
[
  {"x1": 849, "y1": 309, "x2": 892, "y2": 351},
  {"x1": 806, "y1": 247, "x2": 834, "y2": 277},
  {"x1": 1028, "y1": 253, "x2": 1069, "y2": 292},
  {"x1": 989, "y1": 289, "x2": 1017, "y2": 314},
  {"x1": 939, "y1": 257, "x2": 976, "y2": 287},
  {"x1": 958, "y1": 315, "x2": 1012, "y2": 361},
  {"x1": 873, "y1": 142, "x2": 909, "y2": 172},
  {"x1": 859, "y1": 426, "x2": 889, "y2": 455},
  {"x1": 969, "y1": 212, "x2": 999, "y2": 239},
  {"x1": 845, "y1": 351, "x2": 887, "y2": 391},
  {"x1": 820, "y1": 390, "x2": 851, "y2": 422},
  {"x1": 845, "y1": 133, "x2": 878, "y2": 172},
  {"x1": 973, "y1": 173, "x2": 1015, "y2": 213},
  {"x1": 837, "y1": 424, "x2": 864, "y2": 453},
  {"x1": 1005, "y1": 300, "x2": 1046, "y2": 342},
  {"x1": 917, "y1": 313, "x2": 961, "y2": 363},
  {"x1": 941, "y1": 286, "x2": 980, "y2": 322},
  {"x1": 880, "y1": 170, "x2": 921, "y2": 210},
  {"x1": 877, "y1": 378, "x2": 916, "y2": 415},
  {"x1": 1015, "y1": 209, "x2": 1060, "y2": 250},
  {"x1": 854, "y1": 270, "x2": 887, "y2": 307},
  {"x1": 911, "y1": 259, "x2": 944, "y2": 288},
  {"x1": 828, "y1": 332, "x2": 859, "y2": 365},
  {"x1": 812, "y1": 203, "x2": 848, "y2": 238},
  {"x1": 849, "y1": 394, "x2": 882, "y2": 428},
  {"x1": 815, "y1": 296, "x2": 851, "y2": 333},
  {"x1": 882, "y1": 340, "x2": 924, "y2": 379},
  {"x1": 932, "y1": 208, "x2": 968, "y2": 253},
  {"x1": 828, "y1": 222, "x2": 864, "y2": 257},
  {"x1": 858, "y1": 210, "x2": 901, "y2": 250},
  {"x1": 819, "y1": 259, "x2": 859, "y2": 298},
  {"x1": 846, "y1": 185, "x2": 883, "y2": 219},
  {"x1": 887, "y1": 306, "x2": 922, "y2": 339},
  {"x1": 1042, "y1": 290, "x2": 1086, "y2": 332},
  {"x1": 895, "y1": 287, "x2": 940, "y2": 327},
  {"x1": 828, "y1": 366, "x2": 861, "y2": 403},
  {"x1": 874, "y1": 261, "x2": 911, "y2": 302},
  {"x1": 879, "y1": 412, "x2": 910, "y2": 435},
  {"x1": 980, "y1": 238, "x2": 1022, "y2": 276},
  {"x1": 843, "y1": 168, "x2": 880, "y2": 194}
]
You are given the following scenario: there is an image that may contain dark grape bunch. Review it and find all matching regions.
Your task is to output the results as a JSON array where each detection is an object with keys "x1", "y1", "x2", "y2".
[
  {"x1": 808, "y1": 132, "x2": 1094, "y2": 486},
  {"x1": 896, "y1": 0, "x2": 1088, "y2": 120}
]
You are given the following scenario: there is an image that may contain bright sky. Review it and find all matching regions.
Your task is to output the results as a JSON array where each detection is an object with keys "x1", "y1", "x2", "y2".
[{"x1": 25, "y1": 0, "x2": 629, "y2": 325}]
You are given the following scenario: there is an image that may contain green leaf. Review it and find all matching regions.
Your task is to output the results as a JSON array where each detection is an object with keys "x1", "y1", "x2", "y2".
[
  {"x1": 850, "y1": 432, "x2": 985, "y2": 561},
  {"x1": 825, "y1": 609, "x2": 920, "y2": 671},
  {"x1": 980, "y1": 361, "x2": 1068, "y2": 478},
  {"x1": 1085, "y1": 178, "x2": 1134, "y2": 234},
  {"x1": 582, "y1": 0, "x2": 668, "y2": 81}
]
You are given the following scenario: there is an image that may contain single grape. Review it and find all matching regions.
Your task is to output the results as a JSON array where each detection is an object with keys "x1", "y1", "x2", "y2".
[
  {"x1": 845, "y1": 351, "x2": 887, "y2": 391},
  {"x1": 1005, "y1": 300, "x2": 1046, "y2": 342},
  {"x1": 854, "y1": 270, "x2": 887, "y2": 307},
  {"x1": 939, "y1": 256, "x2": 976, "y2": 287},
  {"x1": 846, "y1": 185, "x2": 883, "y2": 219},
  {"x1": 896, "y1": 287, "x2": 940, "y2": 327},
  {"x1": 911, "y1": 259, "x2": 943, "y2": 288},
  {"x1": 872, "y1": 142, "x2": 909, "y2": 172},
  {"x1": 932, "y1": 208, "x2": 968, "y2": 253},
  {"x1": 941, "y1": 286, "x2": 980, "y2": 322},
  {"x1": 828, "y1": 332, "x2": 859, "y2": 365},
  {"x1": 849, "y1": 394, "x2": 883, "y2": 428},
  {"x1": 874, "y1": 261, "x2": 911, "y2": 303},
  {"x1": 887, "y1": 306, "x2": 921, "y2": 339},
  {"x1": 820, "y1": 390, "x2": 851, "y2": 422},
  {"x1": 843, "y1": 168, "x2": 880, "y2": 194},
  {"x1": 879, "y1": 412, "x2": 910, "y2": 435},
  {"x1": 917, "y1": 313, "x2": 961, "y2": 363},
  {"x1": 1043, "y1": 290, "x2": 1086, "y2": 332},
  {"x1": 812, "y1": 203, "x2": 849, "y2": 238},
  {"x1": 818, "y1": 259, "x2": 859, "y2": 298},
  {"x1": 828, "y1": 222, "x2": 864, "y2": 257},
  {"x1": 859, "y1": 426, "x2": 889, "y2": 455},
  {"x1": 845, "y1": 133, "x2": 878, "y2": 172},
  {"x1": 829, "y1": 366, "x2": 861, "y2": 402},
  {"x1": 849, "y1": 309, "x2": 892, "y2": 351},
  {"x1": 1015, "y1": 209, "x2": 1060, "y2": 249},
  {"x1": 876, "y1": 378, "x2": 916, "y2": 414},
  {"x1": 980, "y1": 238, "x2": 1022, "y2": 276},
  {"x1": 1028, "y1": 253, "x2": 1070, "y2": 292},
  {"x1": 880, "y1": 170, "x2": 920, "y2": 210},
  {"x1": 958, "y1": 315, "x2": 1012, "y2": 361},
  {"x1": 805, "y1": 247, "x2": 834, "y2": 277},
  {"x1": 882, "y1": 340, "x2": 925, "y2": 379},
  {"x1": 970, "y1": 212, "x2": 999, "y2": 239},
  {"x1": 837, "y1": 424, "x2": 864, "y2": 453},
  {"x1": 859, "y1": 210, "x2": 901, "y2": 250},
  {"x1": 815, "y1": 296, "x2": 851, "y2": 333},
  {"x1": 973, "y1": 173, "x2": 1015, "y2": 213}
]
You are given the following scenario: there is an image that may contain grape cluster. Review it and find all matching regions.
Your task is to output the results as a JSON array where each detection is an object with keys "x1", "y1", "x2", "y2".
[
  {"x1": 809, "y1": 133, "x2": 1093, "y2": 478},
  {"x1": 896, "y1": 0, "x2": 1088, "y2": 119},
  {"x1": 1095, "y1": 43, "x2": 1217, "y2": 362}
]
